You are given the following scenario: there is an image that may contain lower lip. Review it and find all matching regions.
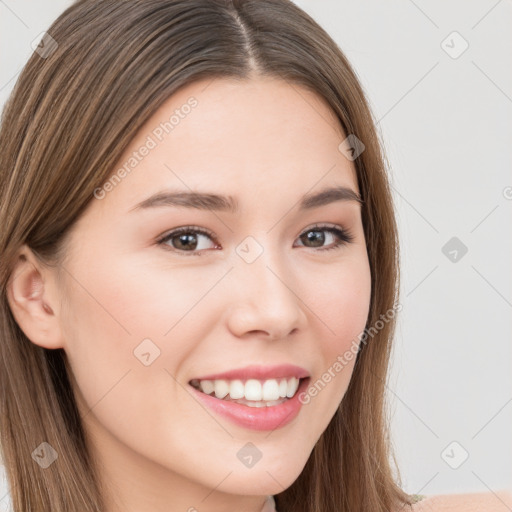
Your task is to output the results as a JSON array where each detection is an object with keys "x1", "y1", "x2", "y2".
[{"x1": 189, "y1": 378, "x2": 310, "y2": 431}]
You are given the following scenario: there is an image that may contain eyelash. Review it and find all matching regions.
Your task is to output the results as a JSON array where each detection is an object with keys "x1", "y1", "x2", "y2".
[{"x1": 156, "y1": 223, "x2": 355, "y2": 257}]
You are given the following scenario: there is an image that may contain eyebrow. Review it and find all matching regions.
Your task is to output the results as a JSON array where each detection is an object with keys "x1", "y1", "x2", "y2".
[{"x1": 128, "y1": 185, "x2": 363, "y2": 214}]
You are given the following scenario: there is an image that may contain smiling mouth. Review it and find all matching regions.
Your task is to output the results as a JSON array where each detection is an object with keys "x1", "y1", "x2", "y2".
[{"x1": 189, "y1": 376, "x2": 307, "y2": 408}]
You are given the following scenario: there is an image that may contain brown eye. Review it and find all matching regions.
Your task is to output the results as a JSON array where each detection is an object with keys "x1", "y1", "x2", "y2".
[
  {"x1": 295, "y1": 225, "x2": 354, "y2": 251},
  {"x1": 157, "y1": 226, "x2": 217, "y2": 255}
]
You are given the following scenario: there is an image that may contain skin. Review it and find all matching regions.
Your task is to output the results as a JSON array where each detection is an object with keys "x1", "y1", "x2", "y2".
[
  {"x1": 7, "y1": 76, "x2": 372, "y2": 512},
  {"x1": 405, "y1": 491, "x2": 512, "y2": 512}
]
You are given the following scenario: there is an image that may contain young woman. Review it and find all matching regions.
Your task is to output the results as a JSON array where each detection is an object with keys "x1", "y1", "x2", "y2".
[{"x1": 0, "y1": 1, "x2": 510, "y2": 511}]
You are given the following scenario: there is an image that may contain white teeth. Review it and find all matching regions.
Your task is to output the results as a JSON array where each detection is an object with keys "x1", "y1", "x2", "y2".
[
  {"x1": 245, "y1": 379, "x2": 262, "y2": 400},
  {"x1": 286, "y1": 377, "x2": 299, "y2": 398},
  {"x1": 278, "y1": 379, "x2": 288, "y2": 398},
  {"x1": 214, "y1": 380, "x2": 229, "y2": 399},
  {"x1": 262, "y1": 379, "x2": 280, "y2": 401},
  {"x1": 200, "y1": 380, "x2": 214, "y2": 395},
  {"x1": 196, "y1": 377, "x2": 302, "y2": 402},
  {"x1": 229, "y1": 379, "x2": 245, "y2": 399}
]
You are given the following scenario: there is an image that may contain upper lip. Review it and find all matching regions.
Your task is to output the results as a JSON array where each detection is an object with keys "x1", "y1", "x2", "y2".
[{"x1": 190, "y1": 364, "x2": 310, "y2": 382}]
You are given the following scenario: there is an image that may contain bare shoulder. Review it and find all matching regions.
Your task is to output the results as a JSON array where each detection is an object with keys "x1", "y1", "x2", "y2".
[{"x1": 400, "y1": 490, "x2": 512, "y2": 512}]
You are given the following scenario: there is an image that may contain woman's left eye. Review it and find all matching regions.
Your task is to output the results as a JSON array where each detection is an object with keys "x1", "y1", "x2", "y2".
[{"x1": 156, "y1": 224, "x2": 354, "y2": 256}]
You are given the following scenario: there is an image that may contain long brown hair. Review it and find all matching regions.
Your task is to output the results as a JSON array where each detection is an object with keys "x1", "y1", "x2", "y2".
[{"x1": 0, "y1": 1, "x2": 416, "y2": 510}]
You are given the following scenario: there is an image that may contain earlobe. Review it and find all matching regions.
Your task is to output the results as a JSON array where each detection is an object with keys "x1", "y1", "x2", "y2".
[{"x1": 6, "y1": 246, "x2": 63, "y2": 350}]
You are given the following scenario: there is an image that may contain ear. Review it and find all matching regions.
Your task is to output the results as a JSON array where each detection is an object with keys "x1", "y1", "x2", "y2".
[{"x1": 6, "y1": 244, "x2": 65, "y2": 350}]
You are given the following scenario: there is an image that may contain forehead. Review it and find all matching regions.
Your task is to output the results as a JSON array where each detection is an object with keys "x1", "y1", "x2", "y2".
[{"x1": 96, "y1": 76, "x2": 359, "y2": 215}]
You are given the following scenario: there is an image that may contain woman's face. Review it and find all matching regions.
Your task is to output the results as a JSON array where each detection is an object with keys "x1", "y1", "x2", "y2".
[{"x1": 22, "y1": 77, "x2": 372, "y2": 510}]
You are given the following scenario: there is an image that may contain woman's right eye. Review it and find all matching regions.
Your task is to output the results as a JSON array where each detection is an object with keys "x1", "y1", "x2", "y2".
[{"x1": 157, "y1": 226, "x2": 218, "y2": 256}]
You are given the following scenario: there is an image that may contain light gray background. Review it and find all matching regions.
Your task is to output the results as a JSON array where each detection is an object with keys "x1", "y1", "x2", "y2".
[{"x1": 1, "y1": 1, "x2": 511, "y2": 508}]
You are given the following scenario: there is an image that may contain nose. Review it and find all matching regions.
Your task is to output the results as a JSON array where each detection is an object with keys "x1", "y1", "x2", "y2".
[{"x1": 225, "y1": 247, "x2": 308, "y2": 341}]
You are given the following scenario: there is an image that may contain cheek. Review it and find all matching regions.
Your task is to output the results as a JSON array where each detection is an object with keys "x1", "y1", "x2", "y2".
[
  {"x1": 60, "y1": 249, "x2": 227, "y2": 418},
  {"x1": 59, "y1": 254, "x2": 204, "y2": 458},
  {"x1": 295, "y1": 255, "x2": 371, "y2": 426},
  {"x1": 303, "y1": 255, "x2": 372, "y2": 356},
  {"x1": 98, "y1": 255, "x2": 223, "y2": 339},
  {"x1": 64, "y1": 247, "x2": 211, "y2": 342},
  {"x1": 58, "y1": 251, "x2": 182, "y2": 400}
]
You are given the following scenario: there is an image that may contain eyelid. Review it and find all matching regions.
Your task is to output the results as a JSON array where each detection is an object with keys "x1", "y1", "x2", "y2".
[
  {"x1": 303, "y1": 222, "x2": 355, "y2": 243},
  {"x1": 156, "y1": 225, "x2": 218, "y2": 248},
  {"x1": 158, "y1": 224, "x2": 215, "y2": 238}
]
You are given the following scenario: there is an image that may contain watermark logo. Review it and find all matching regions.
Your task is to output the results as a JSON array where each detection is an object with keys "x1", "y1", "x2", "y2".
[
  {"x1": 298, "y1": 301, "x2": 402, "y2": 404},
  {"x1": 441, "y1": 31, "x2": 469, "y2": 59},
  {"x1": 31, "y1": 32, "x2": 58, "y2": 59},
  {"x1": 133, "y1": 338, "x2": 161, "y2": 366},
  {"x1": 236, "y1": 236, "x2": 264, "y2": 264},
  {"x1": 237, "y1": 442, "x2": 262, "y2": 468},
  {"x1": 441, "y1": 236, "x2": 468, "y2": 263},
  {"x1": 441, "y1": 440, "x2": 469, "y2": 469},
  {"x1": 31, "y1": 441, "x2": 58, "y2": 468},
  {"x1": 338, "y1": 134, "x2": 365, "y2": 161}
]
